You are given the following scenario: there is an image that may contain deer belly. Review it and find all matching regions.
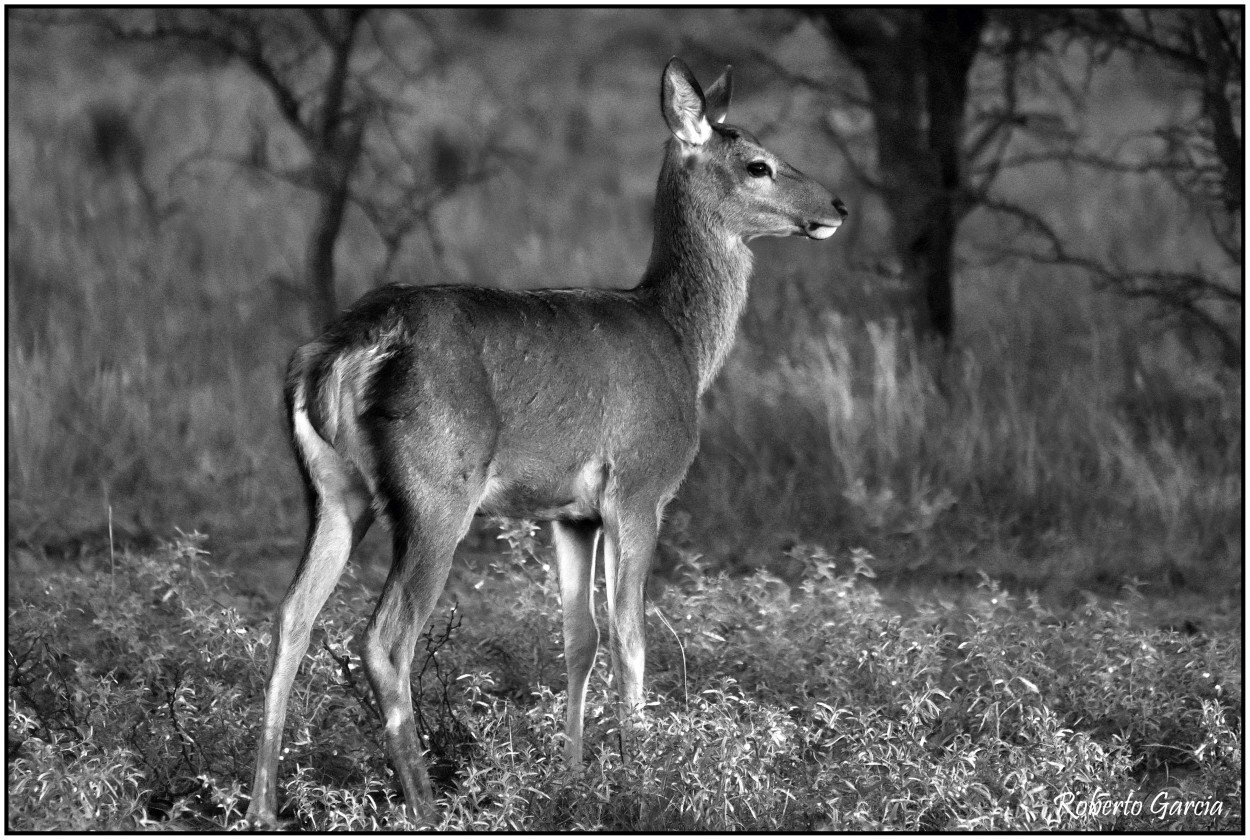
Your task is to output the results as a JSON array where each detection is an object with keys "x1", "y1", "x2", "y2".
[{"x1": 477, "y1": 458, "x2": 609, "y2": 521}]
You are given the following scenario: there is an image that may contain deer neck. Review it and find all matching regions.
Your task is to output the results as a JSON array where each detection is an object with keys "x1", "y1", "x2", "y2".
[{"x1": 639, "y1": 144, "x2": 754, "y2": 396}]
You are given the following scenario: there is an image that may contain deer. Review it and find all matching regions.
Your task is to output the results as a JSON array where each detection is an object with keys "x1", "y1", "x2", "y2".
[{"x1": 246, "y1": 57, "x2": 847, "y2": 826}]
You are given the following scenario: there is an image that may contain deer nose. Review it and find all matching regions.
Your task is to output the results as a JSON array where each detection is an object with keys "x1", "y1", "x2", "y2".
[{"x1": 833, "y1": 198, "x2": 849, "y2": 220}]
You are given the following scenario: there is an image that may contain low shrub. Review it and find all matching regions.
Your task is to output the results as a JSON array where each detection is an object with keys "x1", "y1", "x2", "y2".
[{"x1": 6, "y1": 534, "x2": 1242, "y2": 830}]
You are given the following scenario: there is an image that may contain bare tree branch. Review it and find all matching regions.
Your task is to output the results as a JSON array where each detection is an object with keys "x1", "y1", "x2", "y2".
[
  {"x1": 976, "y1": 197, "x2": 1241, "y2": 364},
  {"x1": 60, "y1": 8, "x2": 512, "y2": 330}
]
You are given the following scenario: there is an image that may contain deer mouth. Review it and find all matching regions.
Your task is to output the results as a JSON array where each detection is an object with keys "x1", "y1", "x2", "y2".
[{"x1": 804, "y1": 221, "x2": 841, "y2": 240}]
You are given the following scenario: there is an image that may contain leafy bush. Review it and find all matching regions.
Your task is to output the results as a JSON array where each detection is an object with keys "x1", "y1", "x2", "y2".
[{"x1": 6, "y1": 534, "x2": 1241, "y2": 831}]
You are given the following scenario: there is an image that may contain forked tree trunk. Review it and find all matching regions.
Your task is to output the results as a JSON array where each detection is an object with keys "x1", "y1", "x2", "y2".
[
  {"x1": 304, "y1": 9, "x2": 365, "y2": 332},
  {"x1": 307, "y1": 164, "x2": 352, "y2": 330}
]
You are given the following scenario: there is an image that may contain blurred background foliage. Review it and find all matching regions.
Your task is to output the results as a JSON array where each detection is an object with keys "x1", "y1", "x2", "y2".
[{"x1": 6, "y1": 8, "x2": 1242, "y2": 607}]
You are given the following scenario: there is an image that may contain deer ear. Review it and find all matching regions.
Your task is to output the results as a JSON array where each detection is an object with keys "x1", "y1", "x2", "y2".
[
  {"x1": 661, "y1": 57, "x2": 712, "y2": 146},
  {"x1": 703, "y1": 66, "x2": 732, "y2": 125}
]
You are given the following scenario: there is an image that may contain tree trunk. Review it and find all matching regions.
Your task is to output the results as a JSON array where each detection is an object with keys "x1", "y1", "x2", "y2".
[
  {"x1": 307, "y1": 163, "x2": 352, "y2": 331},
  {"x1": 818, "y1": 9, "x2": 985, "y2": 344},
  {"x1": 921, "y1": 9, "x2": 983, "y2": 342},
  {"x1": 304, "y1": 9, "x2": 365, "y2": 333},
  {"x1": 1195, "y1": 10, "x2": 1243, "y2": 216}
]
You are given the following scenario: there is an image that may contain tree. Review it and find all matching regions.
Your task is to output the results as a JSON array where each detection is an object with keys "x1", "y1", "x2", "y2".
[
  {"x1": 811, "y1": 9, "x2": 987, "y2": 345},
  {"x1": 72, "y1": 9, "x2": 508, "y2": 331},
  {"x1": 791, "y1": 8, "x2": 1239, "y2": 364},
  {"x1": 976, "y1": 8, "x2": 1242, "y2": 366}
]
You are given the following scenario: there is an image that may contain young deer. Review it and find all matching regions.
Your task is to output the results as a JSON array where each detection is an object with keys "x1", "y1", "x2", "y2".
[{"x1": 247, "y1": 58, "x2": 846, "y2": 825}]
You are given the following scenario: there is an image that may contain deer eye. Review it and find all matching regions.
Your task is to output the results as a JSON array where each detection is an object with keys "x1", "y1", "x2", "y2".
[{"x1": 746, "y1": 161, "x2": 772, "y2": 178}]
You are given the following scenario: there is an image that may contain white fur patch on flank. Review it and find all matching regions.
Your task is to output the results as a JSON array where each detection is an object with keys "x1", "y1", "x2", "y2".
[
  {"x1": 576, "y1": 458, "x2": 609, "y2": 502},
  {"x1": 478, "y1": 472, "x2": 505, "y2": 510}
]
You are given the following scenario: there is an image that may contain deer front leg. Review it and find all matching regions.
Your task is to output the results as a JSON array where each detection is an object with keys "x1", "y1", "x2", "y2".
[
  {"x1": 601, "y1": 501, "x2": 659, "y2": 722},
  {"x1": 553, "y1": 520, "x2": 601, "y2": 766}
]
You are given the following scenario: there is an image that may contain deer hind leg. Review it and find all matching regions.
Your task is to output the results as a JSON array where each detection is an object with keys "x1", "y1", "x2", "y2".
[
  {"x1": 553, "y1": 520, "x2": 601, "y2": 766},
  {"x1": 360, "y1": 488, "x2": 474, "y2": 819},
  {"x1": 248, "y1": 430, "x2": 374, "y2": 826},
  {"x1": 601, "y1": 500, "x2": 660, "y2": 721}
]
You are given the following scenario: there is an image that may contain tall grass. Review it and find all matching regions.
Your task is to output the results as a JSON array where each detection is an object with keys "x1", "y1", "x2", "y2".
[{"x1": 688, "y1": 282, "x2": 1240, "y2": 596}]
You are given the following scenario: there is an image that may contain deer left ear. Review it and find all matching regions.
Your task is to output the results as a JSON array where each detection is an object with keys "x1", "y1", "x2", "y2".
[
  {"x1": 661, "y1": 57, "x2": 712, "y2": 146},
  {"x1": 703, "y1": 66, "x2": 732, "y2": 125}
]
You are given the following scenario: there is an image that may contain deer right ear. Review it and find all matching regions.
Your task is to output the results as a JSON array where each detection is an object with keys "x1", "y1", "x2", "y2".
[
  {"x1": 661, "y1": 58, "x2": 712, "y2": 146},
  {"x1": 703, "y1": 66, "x2": 732, "y2": 125}
]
